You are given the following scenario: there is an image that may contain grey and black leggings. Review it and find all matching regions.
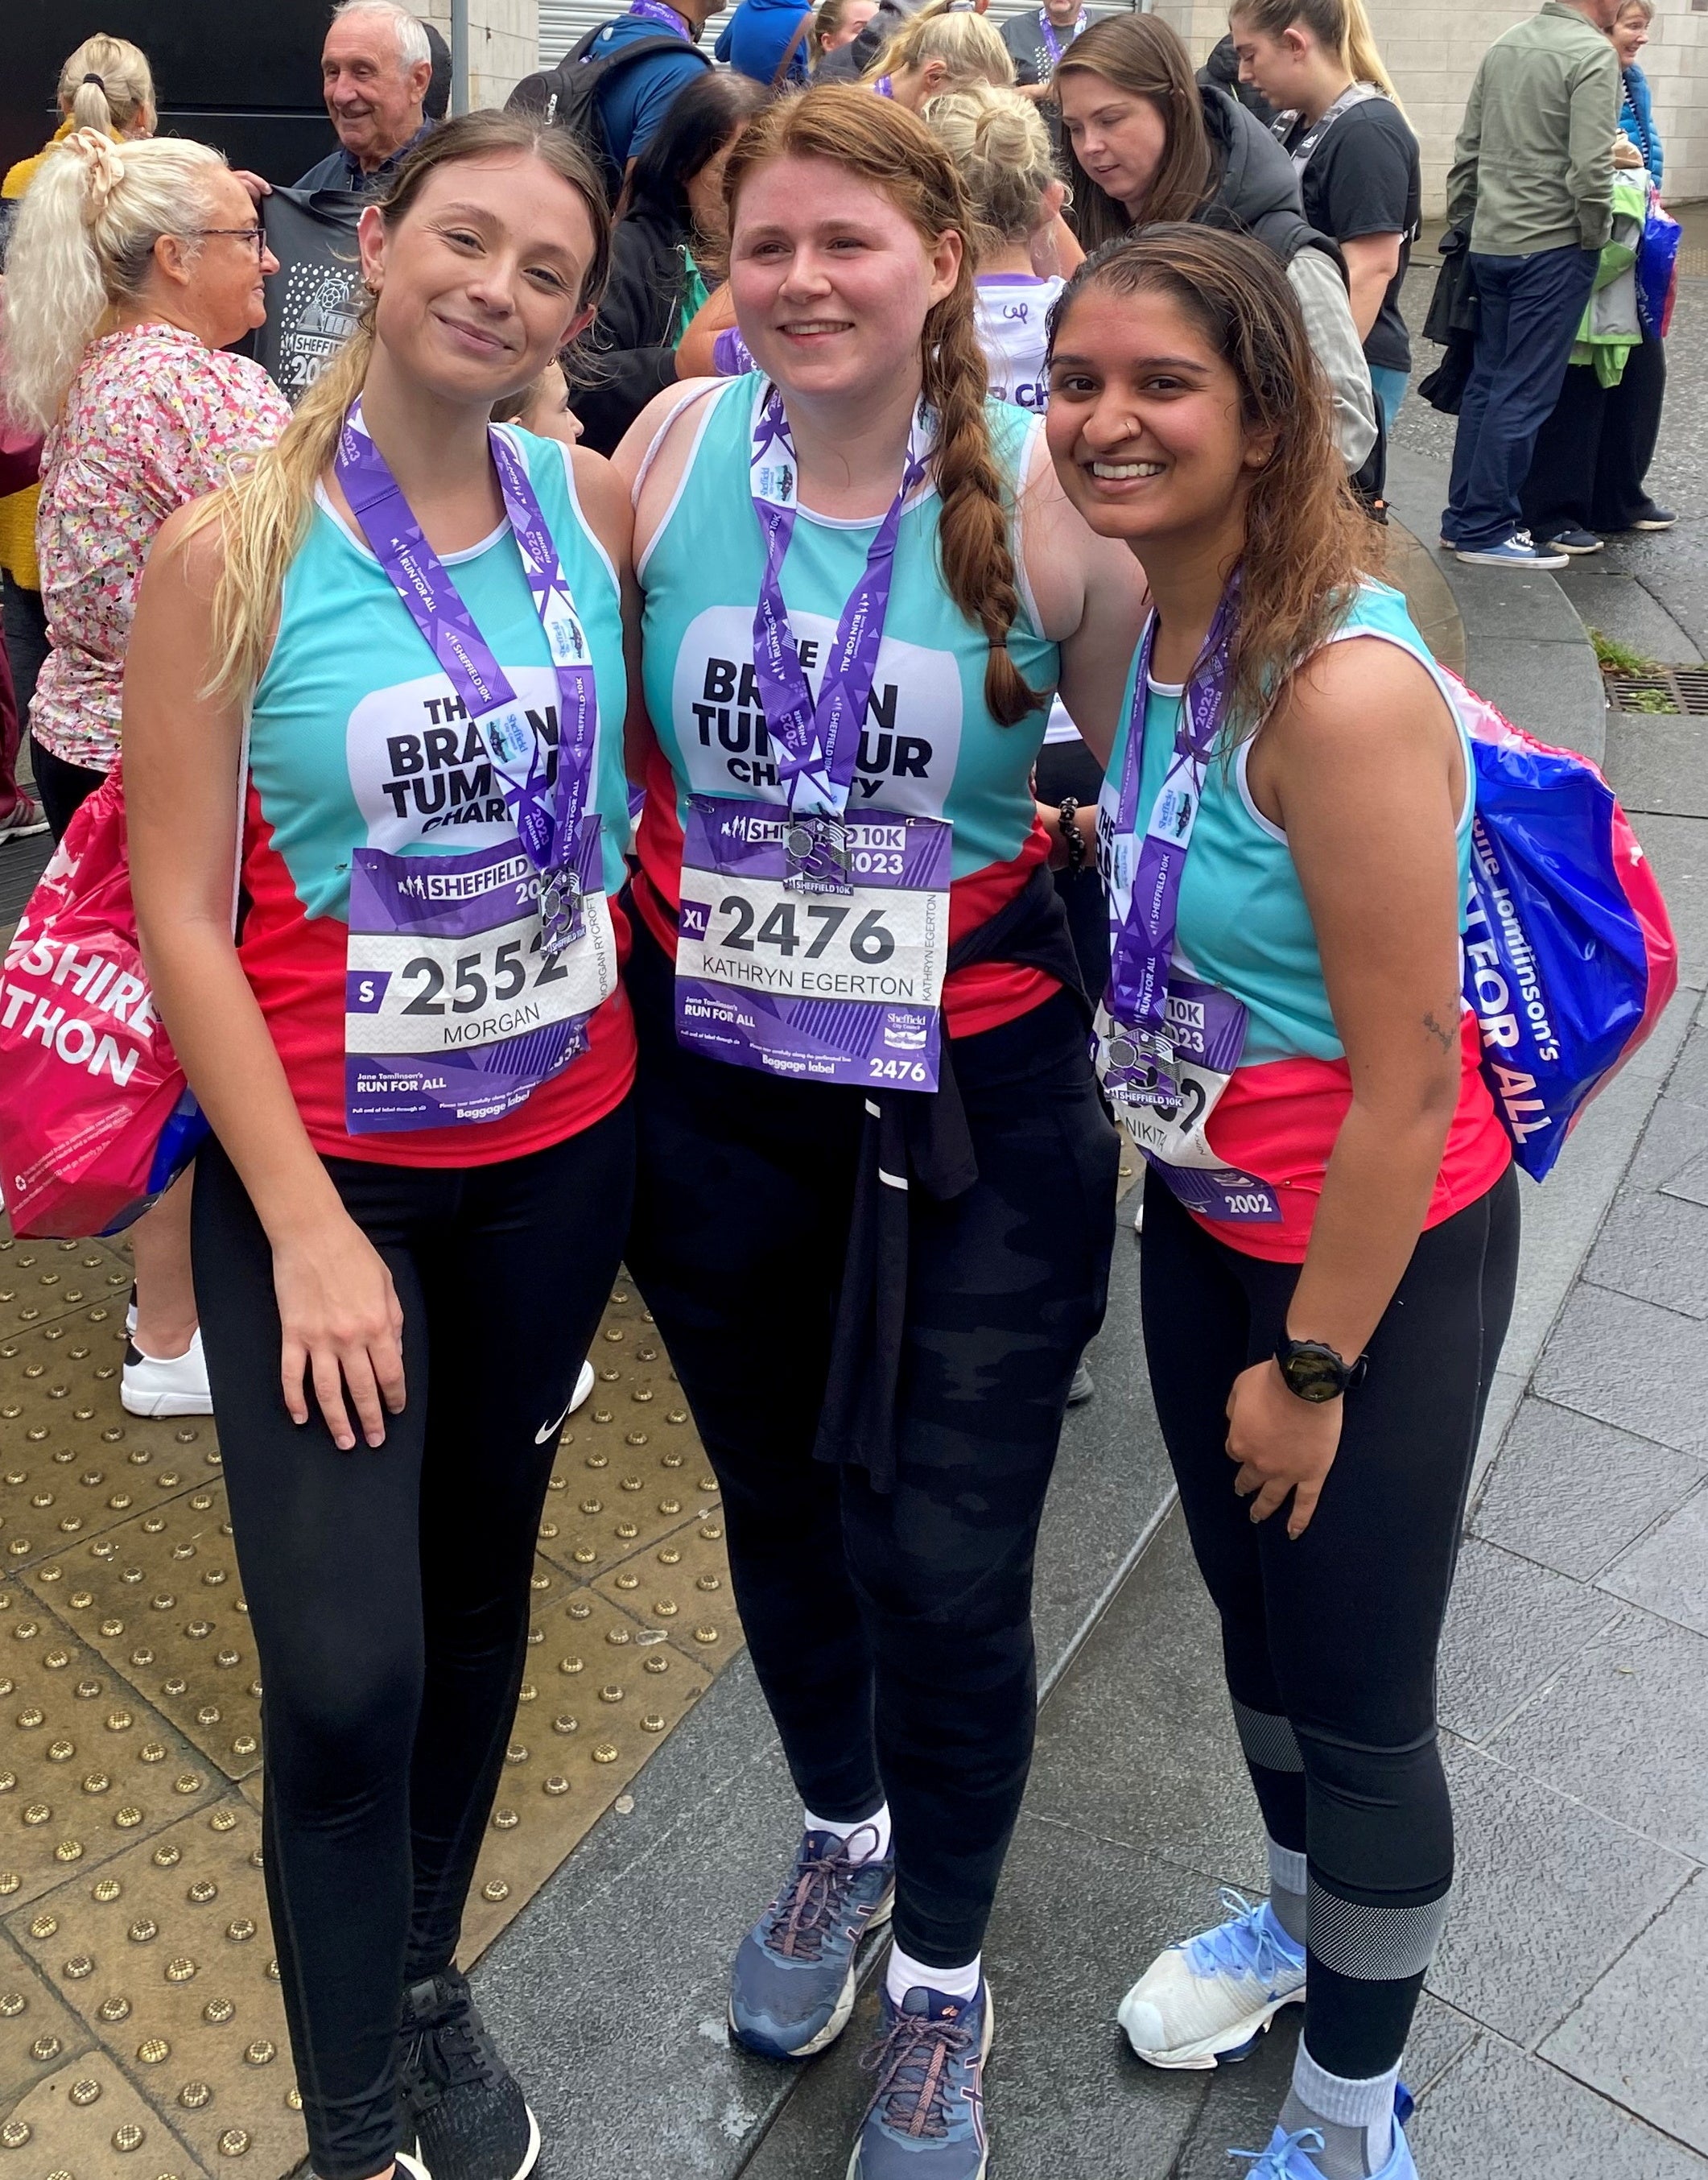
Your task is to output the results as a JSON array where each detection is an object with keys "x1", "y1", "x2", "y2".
[
  {"x1": 624, "y1": 918, "x2": 1120, "y2": 1967},
  {"x1": 1140, "y1": 1164, "x2": 1519, "y2": 2078}
]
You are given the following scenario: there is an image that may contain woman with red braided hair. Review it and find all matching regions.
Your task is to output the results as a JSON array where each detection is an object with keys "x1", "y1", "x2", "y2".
[{"x1": 613, "y1": 82, "x2": 1145, "y2": 2178}]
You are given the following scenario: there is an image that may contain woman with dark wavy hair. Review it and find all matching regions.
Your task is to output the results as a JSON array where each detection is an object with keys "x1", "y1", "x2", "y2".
[{"x1": 1046, "y1": 225, "x2": 1516, "y2": 2180}]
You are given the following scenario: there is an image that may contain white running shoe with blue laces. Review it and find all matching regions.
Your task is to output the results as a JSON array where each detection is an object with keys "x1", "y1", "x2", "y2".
[
  {"x1": 1119, "y1": 1889, "x2": 1306, "y2": 2071},
  {"x1": 1231, "y1": 2088, "x2": 1417, "y2": 2180}
]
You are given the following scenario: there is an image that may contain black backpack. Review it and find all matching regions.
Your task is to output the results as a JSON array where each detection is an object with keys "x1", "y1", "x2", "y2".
[{"x1": 506, "y1": 21, "x2": 712, "y2": 206}]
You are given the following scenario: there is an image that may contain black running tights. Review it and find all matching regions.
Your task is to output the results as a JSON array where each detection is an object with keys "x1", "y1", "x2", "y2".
[
  {"x1": 192, "y1": 1110, "x2": 633, "y2": 2179},
  {"x1": 625, "y1": 920, "x2": 1119, "y2": 1967},
  {"x1": 1140, "y1": 1165, "x2": 1519, "y2": 2079}
]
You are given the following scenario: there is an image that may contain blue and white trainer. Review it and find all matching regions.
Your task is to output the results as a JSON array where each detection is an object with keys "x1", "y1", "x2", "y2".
[
  {"x1": 848, "y1": 1977, "x2": 992, "y2": 2180},
  {"x1": 1118, "y1": 1889, "x2": 1306, "y2": 2071},
  {"x1": 1231, "y1": 2088, "x2": 1417, "y2": 2180},
  {"x1": 728, "y1": 1826, "x2": 894, "y2": 2059},
  {"x1": 1456, "y1": 531, "x2": 1570, "y2": 570}
]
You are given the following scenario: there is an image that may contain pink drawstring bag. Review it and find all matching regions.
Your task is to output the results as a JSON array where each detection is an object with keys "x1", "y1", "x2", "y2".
[{"x1": 0, "y1": 763, "x2": 207, "y2": 1237}]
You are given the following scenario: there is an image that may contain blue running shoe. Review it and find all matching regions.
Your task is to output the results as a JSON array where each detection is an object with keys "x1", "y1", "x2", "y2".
[
  {"x1": 1456, "y1": 531, "x2": 1569, "y2": 570},
  {"x1": 1231, "y1": 2087, "x2": 1417, "y2": 2180},
  {"x1": 728, "y1": 1826, "x2": 895, "y2": 2059},
  {"x1": 1120, "y1": 1889, "x2": 1306, "y2": 2070},
  {"x1": 848, "y1": 1978, "x2": 992, "y2": 2180}
]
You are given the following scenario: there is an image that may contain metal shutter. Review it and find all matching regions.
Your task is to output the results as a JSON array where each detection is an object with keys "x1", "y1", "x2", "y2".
[{"x1": 537, "y1": 0, "x2": 617, "y2": 68}]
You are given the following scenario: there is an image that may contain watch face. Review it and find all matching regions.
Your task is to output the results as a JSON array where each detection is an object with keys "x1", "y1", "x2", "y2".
[{"x1": 1280, "y1": 1345, "x2": 1345, "y2": 1402}]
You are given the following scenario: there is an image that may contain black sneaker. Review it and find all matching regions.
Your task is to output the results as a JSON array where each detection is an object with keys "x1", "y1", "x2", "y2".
[
  {"x1": 284, "y1": 2157, "x2": 427, "y2": 2180},
  {"x1": 399, "y1": 1968, "x2": 539, "y2": 2180}
]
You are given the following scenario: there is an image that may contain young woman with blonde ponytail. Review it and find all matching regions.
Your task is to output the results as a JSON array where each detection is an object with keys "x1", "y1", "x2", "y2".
[
  {"x1": 862, "y1": 0, "x2": 1014, "y2": 107},
  {"x1": 123, "y1": 111, "x2": 636, "y2": 2180},
  {"x1": 612, "y1": 84, "x2": 1146, "y2": 2178},
  {"x1": 1228, "y1": 0, "x2": 1421, "y2": 434}
]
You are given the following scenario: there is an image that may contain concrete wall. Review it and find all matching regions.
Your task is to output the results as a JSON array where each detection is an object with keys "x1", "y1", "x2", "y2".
[
  {"x1": 1151, "y1": 0, "x2": 1708, "y2": 216},
  {"x1": 420, "y1": 0, "x2": 538, "y2": 112}
]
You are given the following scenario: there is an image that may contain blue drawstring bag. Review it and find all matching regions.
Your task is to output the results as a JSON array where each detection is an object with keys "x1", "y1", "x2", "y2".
[
  {"x1": 1636, "y1": 190, "x2": 1681, "y2": 341},
  {"x1": 1450, "y1": 674, "x2": 1677, "y2": 1181}
]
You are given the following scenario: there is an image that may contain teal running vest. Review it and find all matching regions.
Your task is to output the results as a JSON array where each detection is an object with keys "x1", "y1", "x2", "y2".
[
  {"x1": 1100, "y1": 580, "x2": 1477, "y2": 1067},
  {"x1": 638, "y1": 377, "x2": 1060, "y2": 881},
  {"x1": 248, "y1": 425, "x2": 631, "y2": 923}
]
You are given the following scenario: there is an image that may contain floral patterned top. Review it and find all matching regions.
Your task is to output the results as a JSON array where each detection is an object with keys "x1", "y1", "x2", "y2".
[{"x1": 31, "y1": 322, "x2": 291, "y2": 771}]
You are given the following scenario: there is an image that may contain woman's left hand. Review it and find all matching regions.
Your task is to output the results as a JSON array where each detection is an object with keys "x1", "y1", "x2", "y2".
[{"x1": 1226, "y1": 1361, "x2": 1343, "y2": 1538}]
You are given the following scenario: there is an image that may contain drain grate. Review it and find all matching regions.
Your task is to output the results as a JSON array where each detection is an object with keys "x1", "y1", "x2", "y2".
[{"x1": 1603, "y1": 666, "x2": 1708, "y2": 716}]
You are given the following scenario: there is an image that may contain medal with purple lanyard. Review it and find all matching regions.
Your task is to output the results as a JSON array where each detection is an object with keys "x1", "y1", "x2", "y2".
[
  {"x1": 1095, "y1": 587, "x2": 1281, "y2": 1224},
  {"x1": 626, "y1": 0, "x2": 692, "y2": 30},
  {"x1": 1037, "y1": 5, "x2": 1087, "y2": 68},
  {"x1": 336, "y1": 403, "x2": 620, "y2": 1132},
  {"x1": 673, "y1": 381, "x2": 955, "y2": 1089}
]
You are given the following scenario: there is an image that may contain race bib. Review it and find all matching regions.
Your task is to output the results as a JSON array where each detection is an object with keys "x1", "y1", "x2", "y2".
[
  {"x1": 1099, "y1": 977, "x2": 1282, "y2": 1224},
  {"x1": 675, "y1": 796, "x2": 951, "y2": 1088},
  {"x1": 344, "y1": 820, "x2": 616, "y2": 1133}
]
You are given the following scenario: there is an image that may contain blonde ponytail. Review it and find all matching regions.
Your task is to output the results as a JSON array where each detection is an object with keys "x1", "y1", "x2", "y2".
[
  {"x1": 1340, "y1": 0, "x2": 1400, "y2": 105},
  {"x1": 180, "y1": 320, "x2": 377, "y2": 703},
  {"x1": 865, "y1": 0, "x2": 1014, "y2": 93},
  {"x1": 56, "y1": 34, "x2": 156, "y2": 138},
  {"x1": 1, "y1": 131, "x2": 225, "y2": 431},
  {"x1": 1227, "y1": 0, "x2": 1405, "y2": 113}
]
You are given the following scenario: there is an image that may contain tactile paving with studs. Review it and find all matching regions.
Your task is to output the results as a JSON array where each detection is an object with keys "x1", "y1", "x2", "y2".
[{"x1": 0, "y1": 1249, "x2": 743, "y2": 2176}]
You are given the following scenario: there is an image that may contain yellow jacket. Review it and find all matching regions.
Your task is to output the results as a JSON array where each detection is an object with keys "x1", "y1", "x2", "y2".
[{"x1": 1, "y1": 119, "x2": 83, "y2": 589}]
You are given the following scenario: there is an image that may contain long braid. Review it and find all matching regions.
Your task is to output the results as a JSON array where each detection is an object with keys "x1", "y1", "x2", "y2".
[{"x1": 922, "y1": 291, "x2": 1042, "y2": 726}]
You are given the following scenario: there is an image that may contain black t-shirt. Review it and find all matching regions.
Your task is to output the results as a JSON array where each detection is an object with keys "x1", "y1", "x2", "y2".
[
  {"x1": 250, "y1": 188, "x2": 365, "y2": 405},
  {"x1": 1281, "y1": 95, "x2": 1420, "y2": 375},
  {"x1": 1000, "y1": 8, "x2": 1099, "y2": 162}
]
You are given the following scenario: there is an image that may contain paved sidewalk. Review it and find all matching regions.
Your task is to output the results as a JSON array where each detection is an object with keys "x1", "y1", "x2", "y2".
[{"x1": 469, "y1": 256, "x2": 1708, "y2": 2178}]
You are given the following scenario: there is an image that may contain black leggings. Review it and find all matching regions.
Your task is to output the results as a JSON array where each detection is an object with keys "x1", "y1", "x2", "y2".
[
  {"x1": 1140, "y1": 1164, "x2": 1519, "y2": 2079},
  {"x1": 625, "y1": 918, "x2": 1119, "y2": 1967},
  {"x1": 192, "y1": 1110, "x2": 634, "y2": 2180},
  {"x1": 29, "y1": 733, "x2": 107, "y2": 843}
]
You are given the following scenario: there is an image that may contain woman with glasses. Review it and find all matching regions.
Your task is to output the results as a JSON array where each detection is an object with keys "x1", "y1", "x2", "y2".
[{"x1": 2, "y1": 130, "x2": 288, "y2": 1418}]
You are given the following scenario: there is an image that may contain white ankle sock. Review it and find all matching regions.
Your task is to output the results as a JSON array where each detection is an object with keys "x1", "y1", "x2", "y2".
[
  {"x1": 802, "y1": 1802, "x2": 891, "y2": 1861},
  {"x1": 885, "y1": 1942, "x2": 980, "y2": 2006},
  {"x1": 1265, "y1": 1835, "x2": 1308, "y2": 1949},
  {"x1": 1281, "y1": 2042, "x2": 1400, "y2": 2179}
]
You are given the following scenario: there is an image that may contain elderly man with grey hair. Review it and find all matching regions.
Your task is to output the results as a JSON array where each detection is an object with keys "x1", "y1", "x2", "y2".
[{"x1": 295, "y1": 0, "x2": 437, "y2": 192}]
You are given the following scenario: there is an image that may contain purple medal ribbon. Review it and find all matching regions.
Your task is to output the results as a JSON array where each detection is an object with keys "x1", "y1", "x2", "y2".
[
  {"x1": 1104, "y1": 584, "x2": 1240, "y2": 1103},
  {"x1": 335, "y1": 401, "x2": 600, "y2": 956},
  {"x1": 748, "y1": 382, "x2": 931, "y2": 890},
  {"x1": 625, "y1": 0, "x2": 691, "y2": 31},
  {"x1": 1038, "y1": 7, "x2": 1087, "y2": 68}
]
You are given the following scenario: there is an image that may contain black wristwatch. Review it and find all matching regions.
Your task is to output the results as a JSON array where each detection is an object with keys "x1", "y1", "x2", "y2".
[{"x1": 1273, "y1": 1336, "x2": 1367, "y2": 1403}]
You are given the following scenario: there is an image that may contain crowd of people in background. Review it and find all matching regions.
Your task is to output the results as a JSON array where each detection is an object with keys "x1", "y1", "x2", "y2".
[{"x1": 0, "y1": 3, "x2": 1680, "y2": 2179}]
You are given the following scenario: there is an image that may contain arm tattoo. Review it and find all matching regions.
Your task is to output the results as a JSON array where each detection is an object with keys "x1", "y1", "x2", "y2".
[{"x1": 1422, "y1": 1009, "x2": 1455, "y2": 1055}]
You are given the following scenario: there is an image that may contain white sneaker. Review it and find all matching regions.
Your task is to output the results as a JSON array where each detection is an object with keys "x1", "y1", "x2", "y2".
[
  {"x1": 569, "y1": 1359, "x2": 595, "y2": 1414},
  {"x1": 121, "y1": 1326, "x2": 214, "y2": 1418},
  {"x1": 1118, "y1": 1890, "x2": 1306, "y2": 2071}
]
